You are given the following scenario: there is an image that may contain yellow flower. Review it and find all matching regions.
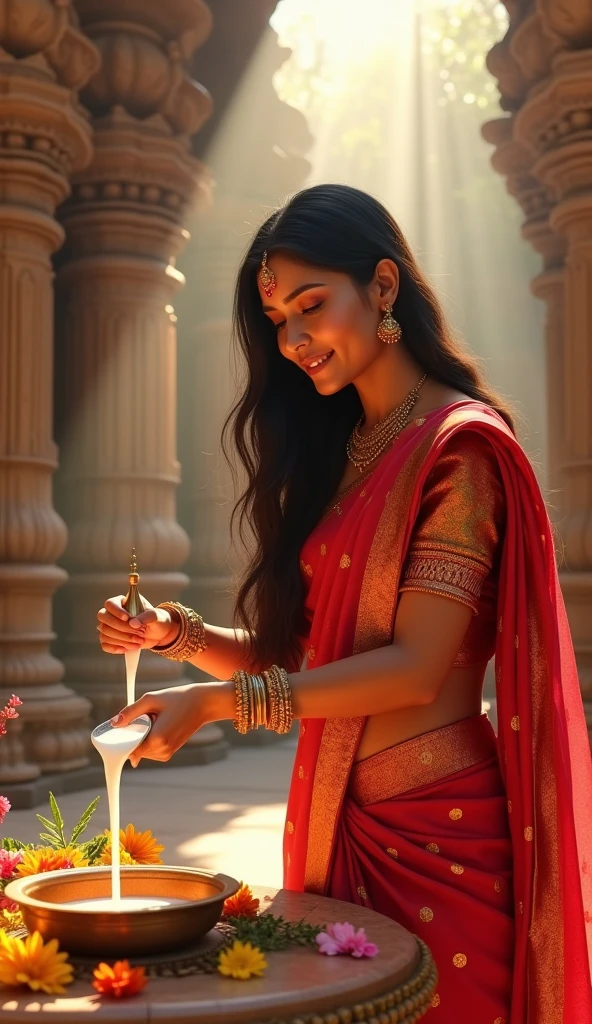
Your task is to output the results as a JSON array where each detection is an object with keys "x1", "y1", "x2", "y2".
[
  {"x1": 16, "y1": 846, "x2": 89, "y2": 877},
  {"x1": 0, "y1": 930, "x2": 73, "y2": 994},
  {"x1": 98, "y1": 825, "x2": 164, "y2": 865},
  {"x1": 218, "y1": 939, "x2": 267, "y2": 980}
]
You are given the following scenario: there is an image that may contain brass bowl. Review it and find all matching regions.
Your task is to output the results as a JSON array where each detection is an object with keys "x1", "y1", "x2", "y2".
[{"x1": 5, "y1": 865, "x2": 240, "y2": 958}]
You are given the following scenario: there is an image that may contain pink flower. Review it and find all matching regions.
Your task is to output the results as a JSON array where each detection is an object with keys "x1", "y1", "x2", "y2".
[
  {"x1": 0, "y1": 850, "x2": 22, "y2": 880},
  {"x1": 0, "y1": 896, "x2": 18, "y2": 913},
  {"x1": 316, "y1": 922, "x2": 379, "y2": 958},
  {"x1": 8, "y1": 696, "x2": 22, "y2": 708},
  {"x1": 0, "y1": 797, "x2": 10, "y2": 826}
]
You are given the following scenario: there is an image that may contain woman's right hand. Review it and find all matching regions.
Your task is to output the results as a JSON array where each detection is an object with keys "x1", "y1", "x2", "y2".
[{"x1": 97, "y1": 595, "x2": 180, "y2": 655}]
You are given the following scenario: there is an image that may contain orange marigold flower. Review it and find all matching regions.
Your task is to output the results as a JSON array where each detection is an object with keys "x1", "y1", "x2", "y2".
[
  {"x1": 0, "y1": 930, "x2": 73, "y2": 994},
  {"x1": 92, "y1": 959, "x2": 147, "y2": 999},
  {"x1": 222, "y1": 882, "x2": 260, "y2": 919},
  {"x1": 98, "y1": 825, "x2": 164, "y2": 866},
  {"x1": 16, "y1": 846, "x2": 89, "y2": 877}
]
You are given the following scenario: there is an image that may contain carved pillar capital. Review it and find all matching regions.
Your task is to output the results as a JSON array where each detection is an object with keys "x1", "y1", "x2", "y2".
[{"x1": 538, "y1": 0, "x2": 592, "y2": 49}]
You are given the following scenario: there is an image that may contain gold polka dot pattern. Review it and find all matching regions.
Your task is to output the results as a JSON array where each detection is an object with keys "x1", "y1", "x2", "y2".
[
  {"x1": 387, "y1": 847, "x2": 398, "y2": 859},
  {"x1": 449, "y1": 808, "x2": 462, "y2": 820},
  {"x1": 308, "y1": 647, "x2": 315, "y2": 661},
  {"x1": 451, "y1": 863, "x2": 464, "y2": 875},
  {"x1": 420, "y1": 907, "x2": 434, "y2": 922},
  {"x1": 494, "y1": 879, "x2": 503, "y2": 893},
  {"x1": 420, "y1": 749, "x2": 433, "y2": 765},
  {"x1": 300, "y1": 560, "x2": 313, "y2": 577},
  {"x1": 524, "y1": 826, "x2": 533, "y2": 841},
  {"x1": 515, "y1": 635, "x2": 519, "y2": 648},
  {"x1": 507, "y1": 799, "x2": 512, "y2": 813},
  {"x1": 453, "y1": 953, "x2": 467, "y2": 968},
  {"x1": 494, "y1": 1018, "x2": 506, "y2": 1023},
  {"x1": 286, "y1": 821, "x2": 294, "y2": 834},
  {"x1": 298, "y1": 766, "x2": 304, "y2": 779},
  {"x1": 511, "y1": 715, "x2": 520, "y2": 731},
  {"x1": 431, "y1": 993, "x2": 441, "y2": 1007},
  {"x1": 320, "y1": 543, "x2": 327, "y2": 556},
  {"x1": 357, "y1": 885, "x2": 367, "y2": 900},
  {"x1": 426, "y1": 842, "x2": 440, "y2": 853},
  {"x1": 339, "y1": 554, "x2": 351, "y2": 568}
]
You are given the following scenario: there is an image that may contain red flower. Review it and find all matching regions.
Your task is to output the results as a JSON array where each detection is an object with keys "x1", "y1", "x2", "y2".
[
  {"x1": 222, "y1": 883, "x2": 260, "y2": 919},
  {"x1": 0, "y1": 850, "x2": 21, "y2": 880},
  {"x1": 92, "y1": 960, "x2": 147, "y2": 999},
  {"x1": 0, "y1": 797, "x2": 10, "y2": 825}
]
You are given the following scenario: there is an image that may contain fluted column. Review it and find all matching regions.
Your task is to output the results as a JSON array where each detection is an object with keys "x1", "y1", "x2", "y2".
[
  {"x1": 54, "y1": 0, "x2": 226, "y2": 759},
  {"x1": 485, "y1": 1, "x2": 592, "y2": 737},
  {"x1": 0, "y1": 0, "x2": 99, "y2": 785}
]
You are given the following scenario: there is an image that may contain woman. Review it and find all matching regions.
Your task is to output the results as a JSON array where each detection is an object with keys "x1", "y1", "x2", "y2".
[{"x1": 97, "y1": 185, "x2": 592, "y2": 1021}]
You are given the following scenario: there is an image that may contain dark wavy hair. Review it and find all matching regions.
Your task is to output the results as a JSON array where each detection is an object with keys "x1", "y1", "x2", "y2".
[{"x1": 223, "y1": 184, "x2": 515, "y2": 671}]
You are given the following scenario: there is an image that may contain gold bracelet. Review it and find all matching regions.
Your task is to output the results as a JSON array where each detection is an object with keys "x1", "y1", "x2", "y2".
[
  {"x1": 232, "y1": 666, "x2": 293, "y2": 735},
  {"x1": 263, "y1": 665, "x2": 293, "y2": 735},
  {"x1": 153, "y1": 602, "x2": 207, "y2": 662}
]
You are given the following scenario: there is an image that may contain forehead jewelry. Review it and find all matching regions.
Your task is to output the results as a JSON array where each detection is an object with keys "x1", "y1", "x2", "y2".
[{"x1": 260, "y1": 250, "x2": 276, "y2": 298}]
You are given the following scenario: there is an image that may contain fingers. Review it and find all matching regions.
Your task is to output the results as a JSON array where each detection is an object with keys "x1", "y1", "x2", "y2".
[
  {"x1": 111, "y1": 692, "x2": 162, "y2": 728},
  {"x1": 128, "y1": 608, "x2": 158, "y2": 630},
  {"x1": 104, "y1": 596, "x2": 129, "y2": 620}
]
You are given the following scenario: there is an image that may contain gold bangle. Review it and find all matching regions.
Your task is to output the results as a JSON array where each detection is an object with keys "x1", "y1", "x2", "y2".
[
  {"x1": 153, "y1": 602, "x2": 207, "y2": 662},
  {"x1": 263, "y1": 665, "x2": 293, "y2": 735}
]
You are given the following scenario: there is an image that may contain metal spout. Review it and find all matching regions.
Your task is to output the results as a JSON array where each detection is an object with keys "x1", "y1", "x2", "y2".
[{"x1": 122, "y1": 547, "x2": 145, "y2": 618}]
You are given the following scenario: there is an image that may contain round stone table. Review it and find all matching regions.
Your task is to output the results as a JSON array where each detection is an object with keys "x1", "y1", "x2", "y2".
[{"x1": 0, "y1": 886, "x2": 437, "y2": 1023}]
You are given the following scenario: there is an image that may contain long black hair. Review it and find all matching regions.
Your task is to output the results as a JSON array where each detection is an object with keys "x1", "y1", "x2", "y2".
[{"x1": 223, "y1": 184, "x2": 515, "y2": 671}]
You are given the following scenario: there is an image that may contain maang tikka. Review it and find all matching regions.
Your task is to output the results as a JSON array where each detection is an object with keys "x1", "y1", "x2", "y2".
[
  {"x1": 377, "y1": 302, "x2": 402, "y2": 344},
  {"x1": 260, "y1": 251, "x2": 276, "y2": 298}
]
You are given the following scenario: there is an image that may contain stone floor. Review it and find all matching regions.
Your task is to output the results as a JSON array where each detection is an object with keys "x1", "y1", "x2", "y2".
[{"x1": 5, "y1": 738, "x2": 298, "y2": 890}]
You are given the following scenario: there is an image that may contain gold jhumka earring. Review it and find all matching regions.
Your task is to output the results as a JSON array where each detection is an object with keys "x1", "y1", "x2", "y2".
[
  {"x1": 377, "y1": 303, "x2": 402, "y2": 344},
  {"x1": 260, "y1": 251, "x2": 276, "y2": 298}
]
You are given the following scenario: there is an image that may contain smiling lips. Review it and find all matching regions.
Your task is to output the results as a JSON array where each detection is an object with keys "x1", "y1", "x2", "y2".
[{"x1": 301, "y1": 350, "x2": 334, "y2": 375}]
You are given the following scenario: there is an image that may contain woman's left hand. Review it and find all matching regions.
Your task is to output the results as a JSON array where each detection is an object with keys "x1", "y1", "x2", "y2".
[{"x1": 110, "y1": 681, "x2": 233, "y2": 767}]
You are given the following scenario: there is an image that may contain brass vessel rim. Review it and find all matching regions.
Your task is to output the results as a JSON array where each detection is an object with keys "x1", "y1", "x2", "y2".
[{"x1": 5, "y1": 865, "x2": 239, "y2": 914}]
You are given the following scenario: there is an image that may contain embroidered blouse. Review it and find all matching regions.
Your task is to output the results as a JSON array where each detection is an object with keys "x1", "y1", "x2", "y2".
[{"x1": 299, "y1": 430, "x2": 505, "y2": 668}]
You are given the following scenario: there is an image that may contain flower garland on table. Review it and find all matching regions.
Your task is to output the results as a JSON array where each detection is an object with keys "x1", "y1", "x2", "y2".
[{"x1": 218, "y1": 883, "x2": 379, "y2": 981}]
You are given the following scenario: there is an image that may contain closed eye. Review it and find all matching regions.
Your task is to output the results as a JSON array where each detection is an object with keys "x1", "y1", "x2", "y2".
[{"x1": 273, "y1": 301, "x2": 324, "y2": 333}]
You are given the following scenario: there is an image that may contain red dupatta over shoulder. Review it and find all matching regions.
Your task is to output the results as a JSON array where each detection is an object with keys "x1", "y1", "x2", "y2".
[{"x1": 283, "y1": 401, "x2": 592, "y2": 1023}]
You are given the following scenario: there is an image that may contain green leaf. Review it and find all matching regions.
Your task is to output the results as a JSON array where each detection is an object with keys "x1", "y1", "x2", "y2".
[
  {"x1": 1, "y1": 838, "x2": 29, "y2": 852},
  {"x1": 70, "y1": 796, "x2": 100, "y2": 845},
  {"x1": 80, "y1": 833, "x2": 109, "y2": 865},
  {"x1": 48, "y1": 793, "x2": 66, "y2": 847}
]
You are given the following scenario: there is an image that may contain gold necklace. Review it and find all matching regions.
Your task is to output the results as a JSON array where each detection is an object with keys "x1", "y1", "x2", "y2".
[{"x1": 346, "y1": 374, "x2": 428, "y2": 472}]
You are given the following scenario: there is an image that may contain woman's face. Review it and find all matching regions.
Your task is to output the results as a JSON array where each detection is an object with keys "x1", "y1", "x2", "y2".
[{"x1": 257, "y1": 254, "x2": 393, "y2": 396}]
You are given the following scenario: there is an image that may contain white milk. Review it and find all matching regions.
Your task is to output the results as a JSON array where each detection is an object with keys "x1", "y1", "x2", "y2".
[
  {"x1": 67, "y1": 896, "x2": 186, "y2": 911},
  {"x1": 124, "y1": 648, "x2": 141, "y2": 707},
  {"x1": 90, "y1": 717, "x2": 151, "y2": 907}
]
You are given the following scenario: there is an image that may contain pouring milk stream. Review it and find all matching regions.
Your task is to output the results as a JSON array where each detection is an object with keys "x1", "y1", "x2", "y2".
[{"x1": 73, "y1": 550, "x2": 180, "y2": 911}]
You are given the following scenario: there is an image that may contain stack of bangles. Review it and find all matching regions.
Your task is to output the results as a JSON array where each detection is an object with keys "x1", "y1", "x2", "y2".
[
  {"x1": 153, "y1": 602, "x2": 293, "y2": 736},
  {"x1": 232, "y1": 665, "x2": 293, "y2": 735}
]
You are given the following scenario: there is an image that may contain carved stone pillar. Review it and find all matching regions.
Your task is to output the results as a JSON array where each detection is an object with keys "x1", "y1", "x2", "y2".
[
  {"x1": 485, "y1": 1, "x2": 592, "y2": 737},
  {"x1": 54, "y1": 0, "x2": 226, "y2": 761},
  {"x1": 0, "y1": 0, "x2": 99, "y2": 788}
]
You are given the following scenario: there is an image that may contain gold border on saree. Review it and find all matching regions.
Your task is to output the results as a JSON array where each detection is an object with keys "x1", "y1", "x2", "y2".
[{"x1": 348, "y1": 713, "x2": 496, "y2": 806}]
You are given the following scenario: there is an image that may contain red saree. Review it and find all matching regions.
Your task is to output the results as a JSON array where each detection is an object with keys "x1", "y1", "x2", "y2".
[{"x1": 283, "y1": 401, "x2": 592, "y2": 1022}]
